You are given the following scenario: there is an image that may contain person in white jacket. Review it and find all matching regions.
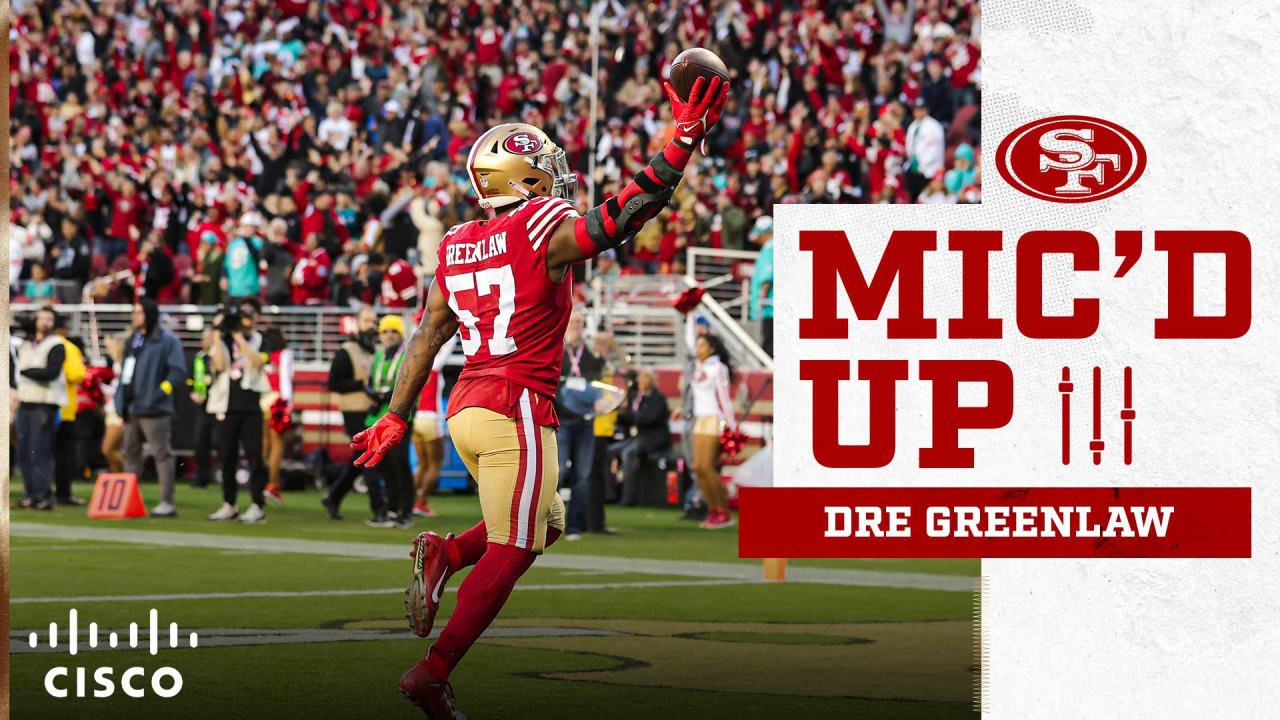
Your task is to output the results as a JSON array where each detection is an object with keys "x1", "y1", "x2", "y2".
[{"x1": 905, "y1": 97, "x2": 946, "y2": 200}]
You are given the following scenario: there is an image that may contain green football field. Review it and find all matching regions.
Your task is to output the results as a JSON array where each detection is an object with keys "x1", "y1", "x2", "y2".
[{"x1": 8, "y1": 483, "x2": 978, "y2": 719}]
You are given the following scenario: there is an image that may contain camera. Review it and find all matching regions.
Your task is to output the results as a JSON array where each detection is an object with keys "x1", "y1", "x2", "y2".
[{"x1": 217, "y1": 303, "x2": 244, "y2": 333}]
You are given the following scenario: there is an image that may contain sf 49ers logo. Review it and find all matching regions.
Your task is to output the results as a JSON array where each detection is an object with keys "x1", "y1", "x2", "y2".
[
  {"x1": 996, "y1": 116, "x2": 1146, "y2": 203},
  {"x1": 503, "y1": 133, "x2": 543, "y2": 155}
]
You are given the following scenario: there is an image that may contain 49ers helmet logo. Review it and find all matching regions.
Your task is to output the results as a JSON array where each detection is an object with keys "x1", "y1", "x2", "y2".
[
  {"x1": 503, "y1": 132, "x2": 543, "y2": 155},
  {"x1": 996, "y1": 116, "x2": 1146, "y2": 203}
]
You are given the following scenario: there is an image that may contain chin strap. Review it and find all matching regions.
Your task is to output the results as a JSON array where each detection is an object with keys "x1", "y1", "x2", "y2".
[{"x1": 573, "y1": 139, "x2": 696, "y2": 257}]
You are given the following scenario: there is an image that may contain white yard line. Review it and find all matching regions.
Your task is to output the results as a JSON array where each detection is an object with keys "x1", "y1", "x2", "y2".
[
  {"x1": 10, "y1": 522, "x2": 977, "y2": 592},
  {"x1": 9, "y1": 625, "x2": 625, "y2": 654},
  {"x1": 11, "y1": 579, "x2": 757, "y2": 605},
  {"x1": 7, "y1": 544, "x2": 92, "y2": 551}
]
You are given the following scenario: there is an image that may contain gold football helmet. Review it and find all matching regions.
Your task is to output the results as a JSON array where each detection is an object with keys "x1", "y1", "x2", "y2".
[{"x1": 465, "y1": 123, "x2": 577, "y2": 210}]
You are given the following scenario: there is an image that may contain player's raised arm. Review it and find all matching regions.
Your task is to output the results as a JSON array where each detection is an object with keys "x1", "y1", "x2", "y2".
[
  {"x1": 545, "y1": 75, "x2": 730, "y2": 277},
  {"x1": 351, "y1": 281, "x2": 459, "y2": 467}
]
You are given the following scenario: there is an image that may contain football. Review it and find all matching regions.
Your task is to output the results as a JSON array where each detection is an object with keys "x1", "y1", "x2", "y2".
[{"x1": 669, "y1": 47, "x2": 730, "y2": 101}]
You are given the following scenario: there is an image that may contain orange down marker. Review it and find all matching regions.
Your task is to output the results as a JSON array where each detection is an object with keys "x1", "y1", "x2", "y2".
[{"x1": 87, "y1": 473, "x2": 148, "y2": 519}]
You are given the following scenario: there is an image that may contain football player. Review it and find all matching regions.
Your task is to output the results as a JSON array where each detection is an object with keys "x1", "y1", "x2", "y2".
[{"x1": 351, "y1": 75, "x2": 729, "y2": 719}]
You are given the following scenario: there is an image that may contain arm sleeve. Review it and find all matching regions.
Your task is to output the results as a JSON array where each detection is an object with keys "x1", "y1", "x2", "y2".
[
  {"x1": 21, "y1": 344, "x2": 65, "y2": 382},
  {"x1": 572, "y1": 137, "x2": 697, "y2": 257},
  {"x1": 684, "y1": 315, "x2": 699, "y2": 354},
  {"x1": 715, "y1": 365, "x2": 735, "y2": 430}
]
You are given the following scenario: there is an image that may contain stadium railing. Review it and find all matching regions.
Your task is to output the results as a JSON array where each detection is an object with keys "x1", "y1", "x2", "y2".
[
  {"x1": 15, "y1": 273, "x2": 771, "y2": 373},
  {"x1": 7, "y1": 302, "x2": 436, "y2": 366},
  {"x1": 583, "y1": 272, "x2": 771, "y2": 372},
  {"x1": 686, "y1": 247, "x2": 762, "y2": 323},
  {"x1": 585, "y1": 274, "x2": 688, "y2": 366}
]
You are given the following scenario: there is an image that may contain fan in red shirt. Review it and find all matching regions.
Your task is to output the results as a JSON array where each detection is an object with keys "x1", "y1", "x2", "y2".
[
  {"x1": 351, "y1": 77, "x2": 729, "y2": 719},
  {"x1": 474, "y1": 16, "x2": 503, "y2": 66},
  {"x1": 299, "y1": 190, "x2": 349, "y2": 255},
  {"x1": 105, "y1": 175, "x2": 147, "y2": 260},
  {"x1": 946, "y1": 32, "x2": 981, "y2": 90},
  {"x1": 289, "y1": 232, "x2": 331, "y2": 305},
  {"x1": 375, "y1": 255, "x2": 419, "y2": 309}
]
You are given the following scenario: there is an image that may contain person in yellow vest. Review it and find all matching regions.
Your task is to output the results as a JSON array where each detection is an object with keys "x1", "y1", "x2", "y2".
[
  {"x1": 588, "y1": 331, "x2": 626, "y2": 534},
  {"x1": 52, "y1": 315, "x2": 87, "y2": 505},
  {"x1": 362, "y1": 314, "x2": 415, "y2": 529},
  {"x1": 320, "y1": 306, "x2": 379, "y2": 520},
  {"x1": 16, "y1": 306, "x2": 66, "y2": 510}
]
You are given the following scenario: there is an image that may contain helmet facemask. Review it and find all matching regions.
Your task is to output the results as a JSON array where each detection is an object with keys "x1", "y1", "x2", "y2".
[{"x1": 537, "y1": 147, "x2": 577, "y2": 204}]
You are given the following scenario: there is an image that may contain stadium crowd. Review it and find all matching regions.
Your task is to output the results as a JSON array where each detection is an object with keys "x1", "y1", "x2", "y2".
[{"x1": 9, "y1": 0, "x2": 982, "y2": 306}]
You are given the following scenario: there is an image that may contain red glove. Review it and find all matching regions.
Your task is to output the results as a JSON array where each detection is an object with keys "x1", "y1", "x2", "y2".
[
  {"x1": 663, "y1": 75, "x2": 730, "y2": 146},
  {"x1": 351, "y1": 412, "x2": 407, "y2": 467}
]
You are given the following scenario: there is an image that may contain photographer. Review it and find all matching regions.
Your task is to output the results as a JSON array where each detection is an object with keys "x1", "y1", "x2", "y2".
[
  {"x1": 187, "y1": 327, "x2": 217, "y2": 488},
  {"x1": 15, "y1": 306, "x2": 65, "y2": 510},
  {"x1": 206, "y1": 297, "x2": 269, "y2": 524},
  {"x1": 320, "y1": 306, "x2": 378, "y2": 520}
]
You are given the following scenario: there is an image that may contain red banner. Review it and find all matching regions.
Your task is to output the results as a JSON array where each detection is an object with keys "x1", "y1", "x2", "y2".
[{"x1": 738, "y1": 487, "x2": 1251, "y2": 558}]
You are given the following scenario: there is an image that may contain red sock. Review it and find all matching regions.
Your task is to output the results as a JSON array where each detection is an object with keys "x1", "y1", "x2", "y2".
[
  {"x1": 425, "y1": 542, "x2": 535, "y2": 680},
  {"x1": 448, "y1": 523, "x2": 562, "y2": 571},
  {"x1": 447, "y1": 522, "x2": 489, "y2": 571}
]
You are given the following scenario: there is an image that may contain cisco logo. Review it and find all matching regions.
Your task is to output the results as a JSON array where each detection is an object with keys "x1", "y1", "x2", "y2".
[{"x1": 31, "y1": 609, "x2": 195, "y2": 699}]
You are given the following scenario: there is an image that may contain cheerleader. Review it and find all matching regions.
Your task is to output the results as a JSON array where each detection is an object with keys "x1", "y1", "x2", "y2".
[
  {"x1": 99, "y1": 334, "x2": 128, "y2": 473},
  {"x1": 410, "y1": 329, "x2": 458, "y2": 517},
  {"x1": 260, "y1": 328, "x2": 294, "y2": 503},
  {"x1": 687, "y1": 330, "x2": 737, "y2": 529}
]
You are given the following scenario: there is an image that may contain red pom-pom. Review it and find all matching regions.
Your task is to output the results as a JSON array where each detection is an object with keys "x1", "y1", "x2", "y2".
[
  {"x1": 82, "y1": 365, "x2": 116, "y2": 408},
  {"x1": 672, "y1": 286, "x2": 705, "y2": 314},
  {"x1": 719, "y1": 426, "x2": 748, "y2": 457},
  {"x1": 268, "y1": 397, "x2": 292, "y2": 433}
]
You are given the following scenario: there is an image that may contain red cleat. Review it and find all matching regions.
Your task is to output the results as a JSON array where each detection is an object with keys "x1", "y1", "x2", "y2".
[
  {"x1": 700, "y1": 510, "x2": 737, "y2": 530},
  {"x1": 264, "y1": 484, "x2": 284, "y2": 503},
  {"x1": 413, "y1": 502, "x2": 438, "y2": 518},
  {"x1": 405, "y1": 532, "x2": 454, "y2": 638},
  {"x1": 399, "y1": 659, "x2": 466, "y2": 719}
]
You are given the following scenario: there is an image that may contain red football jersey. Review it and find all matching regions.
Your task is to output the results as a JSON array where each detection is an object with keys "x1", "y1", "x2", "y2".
[
  {"x1": 436, "y1": 195, "x2": 580, "y2": 427},
  {"x1": 379, "y1": 258, "x2": 419, "y2": 308}
]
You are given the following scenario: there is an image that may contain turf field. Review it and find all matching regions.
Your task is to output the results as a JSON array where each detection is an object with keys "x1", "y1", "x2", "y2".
[{"x1": 8, "y1": 483, "x2": 978, "y2": 719}]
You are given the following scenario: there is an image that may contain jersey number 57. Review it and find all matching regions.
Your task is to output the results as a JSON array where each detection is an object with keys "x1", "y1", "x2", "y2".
[{"x1": 444, "y1": 265, "x2": 517, "y2": 357}]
